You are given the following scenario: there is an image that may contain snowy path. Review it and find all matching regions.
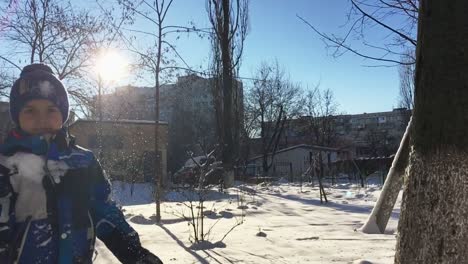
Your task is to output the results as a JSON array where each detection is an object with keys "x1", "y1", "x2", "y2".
[{"x1": 94, "y1": 182, "x2": 401, "y2": 263}]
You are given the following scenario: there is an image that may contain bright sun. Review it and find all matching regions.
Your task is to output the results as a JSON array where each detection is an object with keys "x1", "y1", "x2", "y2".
[{"x1": 95, "y1": 50, "x2": 127, "y2": 82}]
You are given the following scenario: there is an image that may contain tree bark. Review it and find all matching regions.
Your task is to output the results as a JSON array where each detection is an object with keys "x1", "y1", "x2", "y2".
[
  {"x1": 318, "y1": 152, "x2": 327, "y2": 203},
  {"x1": 221, "y1": 0, "x2": 234, "y2": 175},
  {"x1": 395, "y1": 1, "x2": 468, "y2": 263}
]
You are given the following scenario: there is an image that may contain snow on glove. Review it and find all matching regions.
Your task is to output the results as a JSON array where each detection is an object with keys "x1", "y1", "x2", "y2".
[
  {"x1": 46, "y1": 159, "x2": 68, "y2": 184},
  {"x1": 135, "y1": 248, "x2": 163, "y2": 264}
]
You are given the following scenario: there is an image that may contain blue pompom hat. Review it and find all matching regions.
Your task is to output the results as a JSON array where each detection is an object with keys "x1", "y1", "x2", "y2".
[{"x1": 10, "y1": 63, "x2": 69, "y2": 126}]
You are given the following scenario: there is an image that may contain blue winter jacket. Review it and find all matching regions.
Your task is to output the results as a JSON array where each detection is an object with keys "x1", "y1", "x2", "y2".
[{"x1": 0, "y1": 129, "x2": 150, "y2": 263}]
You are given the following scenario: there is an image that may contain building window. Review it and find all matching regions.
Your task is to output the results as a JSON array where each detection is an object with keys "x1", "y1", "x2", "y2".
[{"x1": 378, "y1": 116, "x2": 386, "y2": 123}]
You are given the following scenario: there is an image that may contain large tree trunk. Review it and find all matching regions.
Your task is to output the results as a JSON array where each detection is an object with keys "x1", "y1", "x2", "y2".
[
  {"x1": 154, "y1": 20, "x2": 163, "y2": 223},
  {"x1": 395, "y1": 1, "x2": 468, "y2": 263},
  {"x1": 220, "y1": 0, "x2": 235, "y2": 187}
]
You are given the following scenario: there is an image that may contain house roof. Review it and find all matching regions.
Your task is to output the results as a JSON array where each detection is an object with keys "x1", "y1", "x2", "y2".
[
  {"x1": 249, "y1": 144, "x2": 338, "y2": 161},
  {"x1": 69, "y1": 119, "x2": 169, "y2": 128}
]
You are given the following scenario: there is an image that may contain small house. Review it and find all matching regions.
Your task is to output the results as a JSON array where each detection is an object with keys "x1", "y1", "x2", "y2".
[{"x1": 248, "y1": 144, "x2": 340, "y2": 181}]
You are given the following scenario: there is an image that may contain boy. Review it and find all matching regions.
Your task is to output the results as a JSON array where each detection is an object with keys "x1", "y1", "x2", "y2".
[{"x1": 0, "y1": 63, "x2": 163, "y2": 264}]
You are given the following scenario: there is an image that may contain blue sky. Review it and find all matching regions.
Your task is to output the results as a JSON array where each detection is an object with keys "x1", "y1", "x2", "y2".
[
  {"x1": 140, "y1": 0, "x2": 407, "y2": 115},
  {"x1": 70, "y1": 1, "x2": 411, "y2": 114}
]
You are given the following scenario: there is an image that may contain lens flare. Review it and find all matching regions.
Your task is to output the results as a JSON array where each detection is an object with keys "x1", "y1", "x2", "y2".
[{"x1": 95, "y1": 50, "x2": 127, "y2": 82}]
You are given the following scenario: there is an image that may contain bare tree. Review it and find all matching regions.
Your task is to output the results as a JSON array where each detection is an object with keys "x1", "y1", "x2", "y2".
[
  {"x1": 302, "y1": 87, "x2": 339, "y2": 147},
  {"x1": 115, "y1": 0, "x2": 207, "y2": 222},
  {"x1": 237, "y1": 85, "x2": 260, "y2": 178},
  {"x1": 207, "y1": 0, "x2": 249, "y2": 186},
  {"x1": 298, "y1": 0, "x2": 418, "y2": 66},
  {"x1": 0, "y1": 67, "x2": 14, "y2": 99},
  {"x1": 398, "y1": 52, "x2": 415, "y2": 109},
  {"x1": 320, "y1": 89, "x2": 339, "y2": 146},
  {"x1": 301, "y1": 87, "x2": 340, "y2": 187},
  {"x1": 117, "y1": 0, "x2": 172, "y2": 223},
  {"x1": 246, "y1": 61, "x2": 302, "y2": 177},
  {"x1": 0, "y1": 0, "x2": 108, "y2": 108},
  {"x1": 168, "y1": 148, "x2": 243, "y2": 247}
]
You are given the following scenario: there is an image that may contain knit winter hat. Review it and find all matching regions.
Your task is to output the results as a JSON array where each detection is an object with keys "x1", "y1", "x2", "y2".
[{"x1": 10, "y1": 63, "x2": 69, "y2": 126}]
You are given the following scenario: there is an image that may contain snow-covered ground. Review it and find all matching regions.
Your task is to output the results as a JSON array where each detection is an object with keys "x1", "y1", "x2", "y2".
[{"x1": 96, "y1": 179, "x2": 401, "y2": 264}]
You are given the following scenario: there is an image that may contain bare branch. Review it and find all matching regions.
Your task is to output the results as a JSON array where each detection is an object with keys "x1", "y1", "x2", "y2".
[
  {"x1": 0, "y1": 55, "x2": 21, "y2": 70},
  {"x1": 351, "y1": 0, "x2": 416, "y2": 46},
  {"x1": 297, "y1": 14, "x2": 413, "y2": 66}
]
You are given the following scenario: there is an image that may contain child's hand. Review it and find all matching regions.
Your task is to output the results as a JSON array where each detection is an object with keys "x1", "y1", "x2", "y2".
[{"x1": 136, "y1": 248, "x2": 163, "y2": 264}]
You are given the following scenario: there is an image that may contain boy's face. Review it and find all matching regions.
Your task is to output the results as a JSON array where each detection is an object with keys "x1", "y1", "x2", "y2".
[{"x1": 18, "y1": 99, "x2": 63, "y2": 135}]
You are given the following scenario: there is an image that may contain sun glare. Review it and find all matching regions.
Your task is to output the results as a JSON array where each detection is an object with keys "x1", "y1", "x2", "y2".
[{"x1": 95, "y1": 50, "x2": 128, "y2": 82}]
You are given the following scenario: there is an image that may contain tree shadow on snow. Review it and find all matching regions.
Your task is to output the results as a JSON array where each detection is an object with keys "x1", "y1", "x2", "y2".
[
  {"x1": 129, "y1": 215, "x2": 155, "y2": 225},
  {"x1": 202, "y1": 248, "x2": 239, "y2": 264},
  {"x1": 165, "y1": 189, "x2": 239, "y2": 203},
  {"x1": 264, "y1": 192, "x2": 400, "y2": 220},
  {"x1": 190, "y1": 241, "x2": 241, "y2": 263},
  {"x1": 157, "y1": 224, "x2": 211, "y2": 264},
  {"x1": 203, "y1": 210, "x2": 236, "y2": 220},
  {"x1": 129, "y1": 214, "x2": 188, "y2": 225}
]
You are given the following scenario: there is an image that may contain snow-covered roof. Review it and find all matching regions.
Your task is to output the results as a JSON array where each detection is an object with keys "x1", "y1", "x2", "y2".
[
  {"x1": 249, "y1": 144, "x2": 338, "y2": 161},
  {"x1": 353, "y1": 154, "x2": 395, "y2": 161},
  {"x1": 183, "y1": 156, "x2": 206, "y2": 168},
  {"x1": 69, "y1": 119, "x2": 168, "y2": 127}
]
